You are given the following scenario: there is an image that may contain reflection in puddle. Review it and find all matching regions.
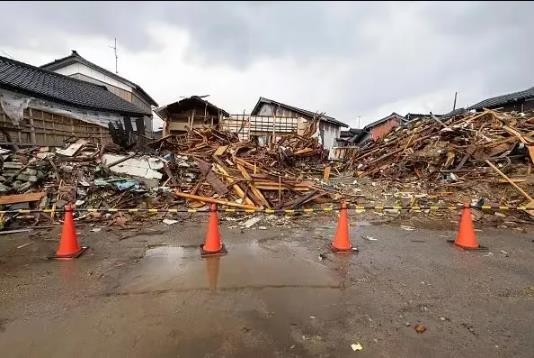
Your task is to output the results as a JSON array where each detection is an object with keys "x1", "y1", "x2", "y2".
[
  {"x1": 144, "y1": 246, "x2": 184, "y2": 259},
  {"x1": 117, "y1": 243, "x2": 340, "y2": 294},
  {"x1": 205, "y1": 256, "x2": 220, "y2": 291}
]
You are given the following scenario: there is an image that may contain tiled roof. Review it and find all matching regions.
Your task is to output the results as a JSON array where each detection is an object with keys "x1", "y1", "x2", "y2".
[
  {"x1": 0, "y1": 55, "x2": 149, "y2": 116},
  {"x1": 468, "y1": 87, "x2": 534, "y2": 110}
]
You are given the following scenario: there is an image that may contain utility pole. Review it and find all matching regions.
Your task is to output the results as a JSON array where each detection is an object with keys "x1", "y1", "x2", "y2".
[
  {"x1": 452, "y1": 91, "x2": 458, "y2": 112},
  {"x1": 109, "y1": 37, "x2": 118, "y2": 74}
]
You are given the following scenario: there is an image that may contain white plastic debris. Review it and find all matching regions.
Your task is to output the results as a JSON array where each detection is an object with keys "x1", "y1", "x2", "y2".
[
  {"x1": 351, "y1": 342, "x2": 363, "y2": 351},
  {"x1": 362, "y1": 235, "x2": 378, "y2": 241},
  {"x1": 242, "y1": 216, "x2": 261, "y2": 228},
  {"x1": 163, "y1": 219, "x2": 179, "y2": 225},
  {"x1": 400, "y1": 225, "x2": 416, "y2": 231}
]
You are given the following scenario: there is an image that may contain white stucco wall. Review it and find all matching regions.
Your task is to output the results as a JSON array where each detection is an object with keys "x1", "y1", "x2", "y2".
[{"x1": 52, "y1": 63, "x2": 132, "y2": 92}]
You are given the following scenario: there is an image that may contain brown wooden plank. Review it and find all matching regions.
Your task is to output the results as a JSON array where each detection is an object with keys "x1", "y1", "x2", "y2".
[
  {"x1": 0, "y1": 192, "x2": 45, "y2": 205},
  {"x1": 323, "y1": 166, "x2": 331, "y2": 181},
  {"x1": 213, "y1": 145, "x2": 228, "y2": 156},
  {"x1": 197, "y1": 159, "x2": 229, "y2": 195},
  {"x1": 174, "y1": 191, "x2": 256, "y2": 209}
]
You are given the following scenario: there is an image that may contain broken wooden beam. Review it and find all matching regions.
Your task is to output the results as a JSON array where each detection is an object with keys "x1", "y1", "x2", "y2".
[{"x1": 174, "y1": 191, "x2": 257, "y2": 210}]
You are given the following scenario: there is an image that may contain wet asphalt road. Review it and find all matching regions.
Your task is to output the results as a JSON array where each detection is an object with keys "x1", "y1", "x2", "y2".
[{"x1": 0, "y1": 214, "x2": 533, "y2": 357}]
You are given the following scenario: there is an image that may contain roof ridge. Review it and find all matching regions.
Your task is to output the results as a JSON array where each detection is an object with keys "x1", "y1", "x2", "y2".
[{"x1": 41, "y1": 51, "x2": 135, "y2": 86}]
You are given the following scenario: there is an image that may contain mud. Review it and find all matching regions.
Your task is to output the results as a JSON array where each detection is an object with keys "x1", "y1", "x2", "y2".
[{"x1": 0, "y1": 214, "x2": 533, "y2": 357}]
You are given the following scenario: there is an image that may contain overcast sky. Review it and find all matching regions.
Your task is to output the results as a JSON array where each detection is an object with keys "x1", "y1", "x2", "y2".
[{"x1": 1, "y1": 1, "x2": 533, "y2": 127}]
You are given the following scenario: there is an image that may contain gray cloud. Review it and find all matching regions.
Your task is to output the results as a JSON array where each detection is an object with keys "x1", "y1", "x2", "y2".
[{"x1": 0, "y1": 1, "x2": 533, "y2": 124}]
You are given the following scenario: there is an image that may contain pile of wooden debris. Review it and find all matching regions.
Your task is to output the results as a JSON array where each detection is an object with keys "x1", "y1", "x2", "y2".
[
  {"x1": 152, "y1": 127, "x2": 342, "y2": 209},
  {"x1": 342, "y1": 109, "x2": 534, "y2": 209}
]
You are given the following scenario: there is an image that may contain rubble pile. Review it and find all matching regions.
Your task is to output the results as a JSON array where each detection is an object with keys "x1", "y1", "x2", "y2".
[
  {"x1": 0, "y1": 140, "x2": 162, "y2": 222},
  {"x1": 342, "y1": 109, "x2": 534, "y2": 209},
  {"x1": 1, "y1": 126, "x2": 342, "y2": 229},
  {"x1": 153, "y1": 127, "x2": 339, "y2": 209}
]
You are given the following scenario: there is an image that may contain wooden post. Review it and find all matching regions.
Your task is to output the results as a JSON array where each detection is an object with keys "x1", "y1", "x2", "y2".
[
  {"x1": 41, "y1": 110, "x2": 47, "y2": 145},
  {"x1": 272, "y1": 105, "x2": 277, "y2": 148},
  {"x1": 28, "y1": 108, "x2": 36, "y2": 144},
  {"x1": 278, "y1": 176, "x2": 282, "y2": 203}
]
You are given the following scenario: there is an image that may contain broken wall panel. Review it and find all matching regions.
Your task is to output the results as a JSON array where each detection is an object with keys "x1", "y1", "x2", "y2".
[{"x1": 0, "y1": 106, "x2": 112, "y2": 147}]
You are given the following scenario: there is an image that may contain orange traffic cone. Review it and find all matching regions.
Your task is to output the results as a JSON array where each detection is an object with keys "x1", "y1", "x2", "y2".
[
  {"x1": 50, "y1": 204, "x2": 88, "y2": 259},
  {"x1": 331, "y1": 202, "x2": 357, "y2": 253},
  {"x1": 452, "y1": 204, "x2": 485, "y2": 250},
  {"x1": 200, "y1": 204, "x2": 227, "y2": 257}
]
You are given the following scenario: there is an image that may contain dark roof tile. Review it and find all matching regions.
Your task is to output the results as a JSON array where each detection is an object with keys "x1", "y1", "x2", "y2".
[
  {"x1": 468, "y1": 87, "x2": 534, "y2": 110},
  {"x1": 0, "y1": 55, "x2": 148, "y2": 116}
]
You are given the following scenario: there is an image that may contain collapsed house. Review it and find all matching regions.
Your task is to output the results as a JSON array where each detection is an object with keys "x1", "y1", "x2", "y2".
[
  {"x1": 0, "y1": 55, "x2": 150, "y2": 148},
  {"x1": 222, "y1": 97, "x2": 348, "y2": 150},
  {"x1": 155, "y1": 96, "x2": 229, "y2": 136},
  {"x1": 339, "y1": 109, "x2": 534, "y2": 205}
]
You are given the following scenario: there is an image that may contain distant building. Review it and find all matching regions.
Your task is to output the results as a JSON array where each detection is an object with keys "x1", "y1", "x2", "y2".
[
  {"x1": 350, "y1": 112, "x2": 406, "y2": 145},
  {"x1": 155, "y1": 96, "x2": 229, "y2": 136},
  {"x1": 223, "y1": 97, "x2": 347, "y2": 150},
  {"x1": 41, "y1": 50, "x2": 157, "y2": 135},
  {"x1": 468, "y1": 86, "x2": 534, "y2": 112},
  {"x1": 0, "y1": 55, "x2": 149, "y2": 147}
]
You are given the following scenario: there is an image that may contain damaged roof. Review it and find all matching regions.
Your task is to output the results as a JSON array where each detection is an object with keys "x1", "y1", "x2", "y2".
[
  {"x1": 0, "y1": 55, "x2": 149, "y2": 116},
  {"x1": 251, "y1": 97, "x2": 348, "y2": 128},
  {"x1": 363, "y1": 112, "x2": 405, "y2": 130},
  {"x1": 41, "y1": 50, "x2": 158, "y2": 107},
  {"x1": 468, "y1": 86, "x2": 534, "y2": 110},
  {"x1": 155, "y1": 96, "x2": 230, "y2": 119}
]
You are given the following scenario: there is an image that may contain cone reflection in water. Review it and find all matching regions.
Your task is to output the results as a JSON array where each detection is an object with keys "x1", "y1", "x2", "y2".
[{"x1": 205, "y1": 256, "x2": 221, "y2": 291}]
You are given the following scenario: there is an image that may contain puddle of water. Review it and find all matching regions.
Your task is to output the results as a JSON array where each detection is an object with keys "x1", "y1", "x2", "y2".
[
  {"x1": 118, "y1": 242, "x2": 340, "y2": 294},
  {"x1": 144, "y1": 246, "x2": 185, "y2": 259}
]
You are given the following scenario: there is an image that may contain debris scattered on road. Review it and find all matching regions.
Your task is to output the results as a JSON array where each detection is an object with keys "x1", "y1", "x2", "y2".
[
  {"x1": 400, "y1": 225, "x2": 416, "y2": 231},
  {"x1": 16, "y1": 242, "x2": 32, "y2": 249},
  {"x1": 351, "y1": 342, "x2": 363, "y2": 351},
  {"x1": 414, "y1": 323, "x2": 427, "y2": 334},
  {"x1": 362, "y1": 235, "x2": 378, "y2": 241},
  {"x1": 242, "y1": 216, "x2": 262, "y2": 229},
  {"x1": 462, "y1": 323, "x2": 476, "y2": 335}
]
